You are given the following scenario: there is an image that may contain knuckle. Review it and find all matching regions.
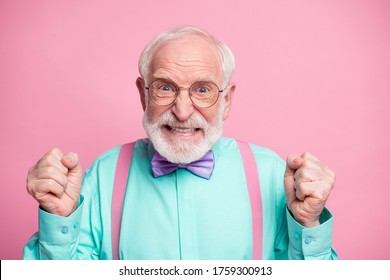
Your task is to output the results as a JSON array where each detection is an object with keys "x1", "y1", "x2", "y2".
[
  {"x1": 46, "y1": 179, "x2": 57, "y2": 188},
  {"x1": 301, "y1": 152, "x2": 311, "y2": 159},
  {"x1": 26, "y1": 172, "x2": 39, "y2": 190},
  {"x1": 316, "y1": 193, "x2": 327, "y2": 203},
  {"x1": 45, "y1": 154, "x2": 56, "y2": 164},
  {"x1": 27, "y1": 165, "x2": 36, "y2": 174},
  {"x1": 303, "y1": 159, "x2": 314, "y2": 169},
  {"x1": 327, "y1": 172, "x2": 336, "y2": 186},
  {"x1": 297, "y1": 180, "x2": 305, "y2": 189},
  {"x1": 300, "y1": 169, "x2": 310, "y2": 179},
  {"x1": 26, "y1": 178, "x2": 34, "y2": 192},
  {"x1": 26, "y1": 181, "x2": 34, "y2": 194},
  {"x1": 27, "y1": 182, "x2": 40, "y2": 197},
  {"x1": 50, "y1": 147, "x2": 62, "y2": 156},
  {"x1": 46, "y1": 166, "x2": 56, "y2": 176}
]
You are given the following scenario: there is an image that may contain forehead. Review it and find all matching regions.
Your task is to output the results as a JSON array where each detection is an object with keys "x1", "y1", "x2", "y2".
[{"x1": 149, "y1": 35, "x2": 223, "y2": 82}]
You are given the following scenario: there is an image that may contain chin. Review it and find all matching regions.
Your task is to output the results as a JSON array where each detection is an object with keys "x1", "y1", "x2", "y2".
[{"x1": 153, "y1": 131, "x2": 216, "y2": 164}]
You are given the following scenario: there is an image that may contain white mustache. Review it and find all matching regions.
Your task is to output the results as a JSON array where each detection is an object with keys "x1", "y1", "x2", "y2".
[{"x1": 156, "y1": 111, "x2": 207, "y2": 130}]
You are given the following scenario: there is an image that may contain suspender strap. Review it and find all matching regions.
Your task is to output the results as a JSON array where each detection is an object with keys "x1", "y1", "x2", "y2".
[
  {"x1": 111, "y1": 141, "x2": 136, "y2": 260},
  {"x1": 112, "y1": 140, "x2": 262, "y2": 259},
  {"x1": 236, "y1": 140, "x2": 263, "y2": 260}
]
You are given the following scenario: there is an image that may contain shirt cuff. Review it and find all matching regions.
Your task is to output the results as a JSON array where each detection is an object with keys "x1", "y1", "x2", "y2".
[
  {"x1": 38, "y1": 196, "x2": 84, "y2": 245},
  {"x1": 286, "y1": 207, "x2": 334, "y2": 259}
]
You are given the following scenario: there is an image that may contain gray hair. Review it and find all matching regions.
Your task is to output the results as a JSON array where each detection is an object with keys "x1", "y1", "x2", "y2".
[{"x1": 138, "y1": 25, "x2": 236, "y2": 87}]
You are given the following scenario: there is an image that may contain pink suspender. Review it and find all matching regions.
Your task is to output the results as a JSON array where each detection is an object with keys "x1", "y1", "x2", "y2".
[
  {"x1": 236, "y1": 140, "x2": 263, "y2": 260},
  {"x1": 111, "y1": 140, "x2": 262, "y2": 260},
  {"x1": 111, "y1": 141, "x2": 136, "y2": 260}
]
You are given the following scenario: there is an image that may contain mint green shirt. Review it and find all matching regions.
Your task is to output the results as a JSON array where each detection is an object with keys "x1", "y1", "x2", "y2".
[{"x1": 23, "y1": 137, "x2": 338, "y2": 260}]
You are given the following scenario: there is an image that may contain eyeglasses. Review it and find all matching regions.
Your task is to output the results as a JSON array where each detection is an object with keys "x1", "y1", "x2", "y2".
[{"x1": 145, "y1": 78, "x2": 225, "y2": 108}]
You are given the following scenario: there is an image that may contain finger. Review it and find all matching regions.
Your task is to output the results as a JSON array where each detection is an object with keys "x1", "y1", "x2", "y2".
[
  {"x1": 301, "y1": 152, "x2": 320, "y2": 161},
  {"x1": 37, "y1": 148, "x2": 64, "y2": 164},
  {"x1": 28, "y1": 167, "x2": 68, "y2": 189},
  {"x1": 284, "y1": 156, "x2": 301, "y2": 201},
  {"x1": 46, "y1": 147, "x2": 64, "y2": 159},
  {"x1": 301, "y1": 153, "x2": 332, "y2": 178},
  {"x1": 286, "y1": 154, "x2": 304, "y2": 173},
  {"x1": 294, "y1": 179, "x2": 314, "y2": 201},
  {"x1": 292, "y1": 175, "x2": 311, "y2": 200},
  {"x1": 284, "y1": 154, "x2": 304, "y2": 188},
  {"x1": 295, "y1": 180, "x2": 330, "y2": 202},
  {"x1": 294, "y1": 165, "x2": 316, "y2": 182},
  {"x1": 61, "y1": 152, "x2": 81, "y2": 172},
  {"x1": 301, "y1": 152, "x2": 325, "y2": 168},
  {"x1": 295, "y1": 158, "x2": 335, "y2": 183},
  {"x1": 295, "y1": 186, "x2": 305, "y2": 201},
  {"x1": 29, "y1": 178, "x2": 66, "y2": 199},
  {"x1": 35, "y1": 150, "x2": 68, "y2": 174}
]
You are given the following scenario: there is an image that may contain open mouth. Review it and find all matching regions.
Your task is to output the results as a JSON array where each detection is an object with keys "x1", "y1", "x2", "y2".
[{"x1": 165, "y1": 125, "x2": 201, "y2": 133}]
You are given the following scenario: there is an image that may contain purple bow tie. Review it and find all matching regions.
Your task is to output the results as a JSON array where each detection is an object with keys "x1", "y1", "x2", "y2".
[{"x1": 151, "y1": 150, "x2": 215, "y2": 179}]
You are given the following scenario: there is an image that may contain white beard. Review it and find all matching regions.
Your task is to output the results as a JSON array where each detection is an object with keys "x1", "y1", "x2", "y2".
[{"x1": 142, "y1": 106, "x2": 224, "y2": 164}]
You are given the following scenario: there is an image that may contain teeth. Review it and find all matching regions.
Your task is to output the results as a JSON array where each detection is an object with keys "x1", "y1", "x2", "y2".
[{"x1": 170, "y1": 127, "x2": 196, "y2": 133}]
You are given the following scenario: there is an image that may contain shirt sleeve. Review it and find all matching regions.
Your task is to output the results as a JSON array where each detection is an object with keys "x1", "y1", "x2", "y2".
[
  {"x1": 286, "y1": 207, "x2": 338, "y2": 260},
  {"x1": 23, "y1": 196, "x2": 84, "y2": 260}
]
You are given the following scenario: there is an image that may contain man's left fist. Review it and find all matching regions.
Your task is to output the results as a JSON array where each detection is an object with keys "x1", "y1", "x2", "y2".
[{"x1": 284, "y1": 152, "x2": 336, "y2": 228}]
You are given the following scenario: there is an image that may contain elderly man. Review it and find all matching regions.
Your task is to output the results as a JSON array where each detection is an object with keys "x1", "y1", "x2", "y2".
[{"x1": 24, "y1": 26, "x2": 337, "y2": 260}]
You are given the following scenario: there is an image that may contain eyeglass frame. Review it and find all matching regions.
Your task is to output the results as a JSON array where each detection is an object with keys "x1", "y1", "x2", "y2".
[{"x1": 144, "y1": 78, "x2": 228, "y2": 108}]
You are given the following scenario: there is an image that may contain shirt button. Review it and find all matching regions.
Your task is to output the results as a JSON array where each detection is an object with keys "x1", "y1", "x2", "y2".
[
  {"x1": 294, "y1": 232, "x2": 301, "y2": 240},
  {"x1": 304, "y1": 237, "x2": 313, "y2": 244},
  {"x1": 61, "y1": 226, "x2": 69, "y2": 234},
  {"x1": 73, "y1": 222, "x2": 79, "y2": 229}
]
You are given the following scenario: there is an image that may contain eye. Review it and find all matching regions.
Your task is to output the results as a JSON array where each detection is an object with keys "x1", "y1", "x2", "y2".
[
  {"x1": 159, "y1": 85, "x2": 173, "y2": 91},
  {"x1": 150, "y1": 79, "x2": 177, "y2": 94},
  {"x1": 193, "y1": 83, "x2": 212, "y2": 94},
  {"x1": 196, "y1": 86, "x2": 209, "y2": 93}
]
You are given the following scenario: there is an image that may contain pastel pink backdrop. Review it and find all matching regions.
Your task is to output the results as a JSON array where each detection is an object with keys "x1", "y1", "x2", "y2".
[{"x1": 1, "y1": 0, "x2": 389, "y2": 260}]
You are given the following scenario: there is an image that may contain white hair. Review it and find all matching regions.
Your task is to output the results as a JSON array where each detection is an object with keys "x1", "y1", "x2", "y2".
[{"x1": 138, "y1": 25, "x2": 236, "y2": 86}]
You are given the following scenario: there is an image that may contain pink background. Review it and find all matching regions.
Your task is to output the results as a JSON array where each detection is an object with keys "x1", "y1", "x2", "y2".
[{"x1": 1, "y1": 0, "x2": 389, "y2": 260}]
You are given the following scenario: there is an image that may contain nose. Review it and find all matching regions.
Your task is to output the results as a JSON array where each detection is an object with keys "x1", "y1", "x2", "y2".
[{"x1": 171, "y1": 89, "x2": 195, "y2": 121}]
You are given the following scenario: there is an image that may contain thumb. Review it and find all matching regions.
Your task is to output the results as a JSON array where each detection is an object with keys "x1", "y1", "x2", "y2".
[
  {"x1": 284, "y1": 154, "x2": 304, "y2": 193},
  {"x1": 284, "y1": 155, "x2": 304, "y2": 203},
  {"x1": 285, "y1": 154, "x2": 304, "y2": 177},
  {"x1": 61, "y1": 152, "x2": 81, "y2": 172}
]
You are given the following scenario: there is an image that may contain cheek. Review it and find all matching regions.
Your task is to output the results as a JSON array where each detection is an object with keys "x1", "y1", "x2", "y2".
[
  {"x1": 199, "y1": 106, "x2": 223, "y2": 124},
  {"x1": 201, "y1": 113, "x2": 215, "y2": 124},
  {"x1": 145, "y1": 105, "x2": 168, "y2": 122}
]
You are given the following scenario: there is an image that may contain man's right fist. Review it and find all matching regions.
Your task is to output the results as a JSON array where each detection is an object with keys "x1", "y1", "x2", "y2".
[{"x1": 26, "y1": 148, "x2": 83, "y2": 216}]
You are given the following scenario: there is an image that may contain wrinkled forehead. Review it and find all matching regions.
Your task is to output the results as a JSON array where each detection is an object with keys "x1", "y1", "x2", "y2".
[{"x1": 148, "y1": 34, "x2": 223, "y2": 80}]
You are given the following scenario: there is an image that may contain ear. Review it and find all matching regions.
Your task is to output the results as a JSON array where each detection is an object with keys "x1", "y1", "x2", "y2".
[
  {"x1": 136, "y1": 77, "x2": 146, "y2": 111},
  {"x1": 222, "y1": 83, "x2": 235, "y2": 120}
]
